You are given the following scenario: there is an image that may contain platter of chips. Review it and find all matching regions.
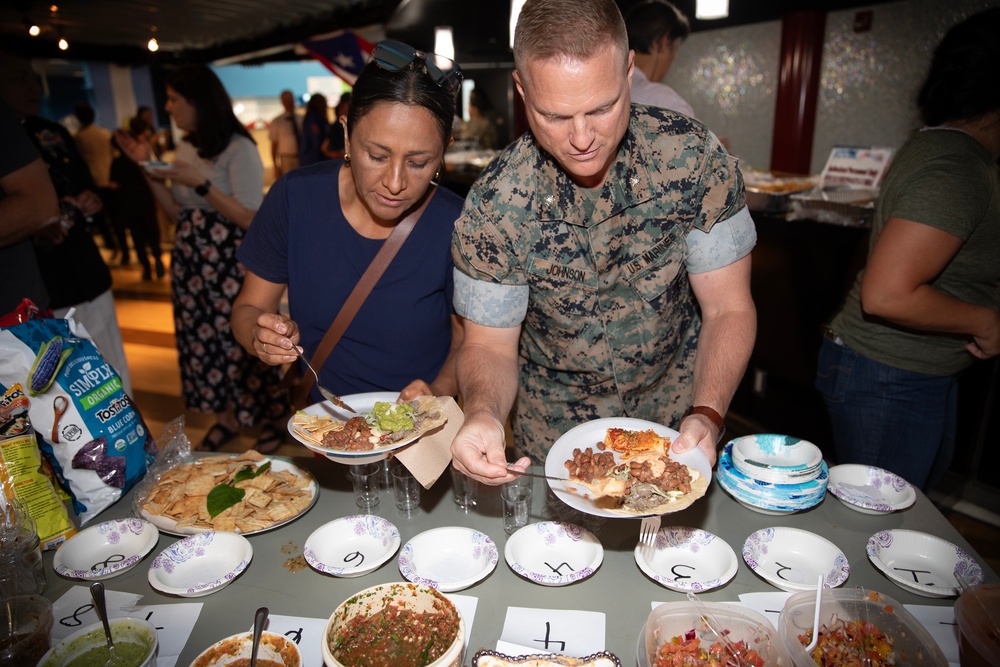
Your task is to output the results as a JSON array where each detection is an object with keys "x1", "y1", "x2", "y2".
[
  {"x1": 287, "y1": 392, "x2": 448, "y2": 464},
  {"x1": 135, "y1": 450, "x2": 318, "y2": 536}
]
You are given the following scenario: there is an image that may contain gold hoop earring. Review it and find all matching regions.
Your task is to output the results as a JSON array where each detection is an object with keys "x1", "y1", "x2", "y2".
[{"x1": 344, "y1": 153, "x2": 351, "y2": 164}]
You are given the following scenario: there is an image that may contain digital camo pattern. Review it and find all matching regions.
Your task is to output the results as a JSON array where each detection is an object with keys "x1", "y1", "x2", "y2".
[{"x1": 453, "y1": 106, "x2": 746, "y2": 460}]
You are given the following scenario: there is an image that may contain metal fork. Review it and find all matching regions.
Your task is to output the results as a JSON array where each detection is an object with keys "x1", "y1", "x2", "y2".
[
  {"x1": 639, "y1": 515, "x2": 661, "y2": 549},
  {"x1": 295, "y1": 347, "x2": 356, "y2": 413}
]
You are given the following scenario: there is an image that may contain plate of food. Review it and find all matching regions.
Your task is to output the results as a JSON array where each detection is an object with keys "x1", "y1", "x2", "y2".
[
  {"x1": 135, "y1": 450, "x2": 318, "y2": 536},
  {"x1": 287, "y1": 392, "x2": 448, "y2": 464},
  {"x1": 543, "y1": 418, "x2": 711, "y2": 518}
]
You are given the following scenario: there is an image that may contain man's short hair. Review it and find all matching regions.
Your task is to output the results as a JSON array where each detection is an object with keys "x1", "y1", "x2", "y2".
[
  {"x1": 625, "y1": 0, "x2": 690, "y2": 54},
  {"x1": 513, "y1": 0, "x2": 628, "y2": 75},
  {"x1": 74, "y1": 102, "x2": 96, "y2": 126}
]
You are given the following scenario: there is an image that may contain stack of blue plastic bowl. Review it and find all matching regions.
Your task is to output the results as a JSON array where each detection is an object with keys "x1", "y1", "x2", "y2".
[{"x1": 717, "y1": 434, "x2": 827, "y2": 515}]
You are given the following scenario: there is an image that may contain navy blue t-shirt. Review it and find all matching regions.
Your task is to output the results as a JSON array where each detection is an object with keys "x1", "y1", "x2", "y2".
[{"x1": 238, "y1": 159, "x2": 463, "y2": 401}]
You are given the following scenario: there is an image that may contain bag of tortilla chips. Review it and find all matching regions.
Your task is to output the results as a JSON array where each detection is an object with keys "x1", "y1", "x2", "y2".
[
  {"x1": 0, "y1": 316, "x2": 155, "y2": 525},
  {"x1": 0, "y1": 384, "x2": 77, "y2": 549}
]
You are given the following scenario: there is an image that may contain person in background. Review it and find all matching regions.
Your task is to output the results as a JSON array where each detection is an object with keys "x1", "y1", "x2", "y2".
[
  {"x1": 232, "y1": 40, "x2": 465, "y2": 407},
  {"x1": 0, "y1": 52, "x2": 133, "y2": 395},
  {"x1": 449, "y1": 0, "x2": 755, "y2": 484},
  {"x1": 456, "y1": 89, "x2": 500, "y2": 150},
  {"x1": 816, "y1": 8, "x2": 1000, "y2": 492},
  {"x1": 321, "y1": 92, "x2": 352, "y2": 160},
  {"x1": 0, "y1": 100, "x2": 57, "y2": 317},
  {"x1": 269, "y1": 90, "x2": 300, "y2": 178},
  {"x1": 114, "y1": 65, "x2": 288, "y2": 453},
  {"x1": 109, "y1": 117, "x2": 165, "y2": 281},
  {"x1": 624, "y1": 0, "x2": 695, "y2": 118},
  {"x1": 135, "y1": 104, "x2": 170, "y2": 158},
  {"x1": 73, "y1": 101, "x2": 127, "y2": 263},
  {"x1": 298, "y1": 93, "x2": 330, "y2": 167}
]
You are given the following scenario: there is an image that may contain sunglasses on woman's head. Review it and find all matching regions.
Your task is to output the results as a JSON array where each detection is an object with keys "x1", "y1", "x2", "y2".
[{"x1": 371, "y1": 39, "x2": 464, "y2": 92}]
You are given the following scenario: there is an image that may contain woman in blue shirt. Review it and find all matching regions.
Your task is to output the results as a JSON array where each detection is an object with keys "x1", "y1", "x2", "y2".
[{"x1": 232, "y1": 41, "x2": 465, "y2": 407}]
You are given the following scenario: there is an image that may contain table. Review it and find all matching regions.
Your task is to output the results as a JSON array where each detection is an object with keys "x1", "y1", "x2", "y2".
[{"x1": 40, "y1": 455, "x2": 999, "y2": 666}]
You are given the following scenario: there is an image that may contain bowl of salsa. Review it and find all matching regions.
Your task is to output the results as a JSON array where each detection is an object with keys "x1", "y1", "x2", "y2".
[
  {"x1": 189, "y1": 630, "x2": 301, "y2": 667},
  {"x1": 323, "y1": 581, "x2": 464, "y2": 667},
  {"x1": 37, "y1": 617, "x2": 157, "y2": 667}
]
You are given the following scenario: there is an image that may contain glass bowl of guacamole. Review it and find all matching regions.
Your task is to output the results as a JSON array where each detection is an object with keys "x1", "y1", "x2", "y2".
[{"x1": 37, "y1": 617, "x2": 157, "y2": 667}]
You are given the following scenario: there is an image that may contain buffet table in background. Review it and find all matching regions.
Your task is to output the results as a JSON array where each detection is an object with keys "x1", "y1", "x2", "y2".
[{"x1": 40, "y1": 454, "x2": 999, "y2": 666}]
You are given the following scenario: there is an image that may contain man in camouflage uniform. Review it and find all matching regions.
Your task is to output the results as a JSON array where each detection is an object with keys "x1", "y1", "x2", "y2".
[{"x1": 450, "y1": 0, "x2": 757, "y2": 484}]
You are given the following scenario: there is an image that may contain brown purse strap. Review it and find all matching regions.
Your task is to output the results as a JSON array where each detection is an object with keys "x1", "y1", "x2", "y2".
[{"x1": 296, "y1": 189, "x2": 436, "y2": 401}]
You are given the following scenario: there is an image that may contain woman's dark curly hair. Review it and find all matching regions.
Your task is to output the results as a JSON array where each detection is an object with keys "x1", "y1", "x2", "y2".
[{"x1": 917, "y1": 8, "x2": 1000, "y2": 127}]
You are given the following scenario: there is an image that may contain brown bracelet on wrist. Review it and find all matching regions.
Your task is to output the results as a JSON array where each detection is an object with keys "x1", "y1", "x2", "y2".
[{"x1": 682, "y1": 405, "x2": 726, "y2": 444}]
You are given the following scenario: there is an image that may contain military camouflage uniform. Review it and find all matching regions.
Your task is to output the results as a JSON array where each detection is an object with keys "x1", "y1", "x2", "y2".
[{"x1": 452, "y1": 105, "x2": 753, "y2": 461}]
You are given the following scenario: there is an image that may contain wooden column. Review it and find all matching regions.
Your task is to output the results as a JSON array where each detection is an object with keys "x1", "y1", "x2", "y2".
[{"x1": 770, "y1": 11, "x2": 826, "y2": 174}]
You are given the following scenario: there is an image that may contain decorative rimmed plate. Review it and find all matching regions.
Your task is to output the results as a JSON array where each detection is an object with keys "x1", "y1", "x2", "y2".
[
  {"x1": 866, "y1": 529, "x2": 984, "y2": 597},
  {"x1": 304, "y1": 514, "x2": 400, "y2": 578},
  {"x1": 137, "y1": 456, "x2": 319, "y2": 537},
  {"x1": 147, "y1": 531, "x2": 252, "y2": 597},
  {"x1": 634, "y1": 527, "x2": 737, "y2": 592},
  {"x1": 742, "y1": 527, "x2": 849, "y2": 592},
  {"x1": 54, "y1": 518, "x2": 159, "y2": 580},
  {"x1": 472, "y1": 650, "x2": 622, "y2": 666},
  {"x1": 287, "y1": 391, "x2": 437, "y2": 464},
  {"x1": 543, "y1": 417, "x2": 712, "y2": 518},
  {"x1": 828, "y1": 464, "x2": 916, "y2": 515},
  {"x1": 398, "y1": 526, "x2": 498, "y2": 592},
  {"x1": 730, "y1": 433, "x2": 823, "y2": 481},
  {"x1": 504, "y1": 522, "x2": 603, "y2": 586}
]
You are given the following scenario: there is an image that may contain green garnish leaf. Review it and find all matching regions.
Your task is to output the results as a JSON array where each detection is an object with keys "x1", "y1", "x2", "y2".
[
  {"x1": 207, "y1": 484, "x2": 246, "y2": 518},
  {"x1": 234, "y1": 461, "x2": 271, "y2": 483}
]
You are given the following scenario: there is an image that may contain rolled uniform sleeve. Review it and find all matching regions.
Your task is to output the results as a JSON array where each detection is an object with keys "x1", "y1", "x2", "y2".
[
  {"x1": 685, "y1": 205, "x2": 757, "y2": 274},
  {"x1": 452, "y1": 189, "x2": 530, "y2": 328}
]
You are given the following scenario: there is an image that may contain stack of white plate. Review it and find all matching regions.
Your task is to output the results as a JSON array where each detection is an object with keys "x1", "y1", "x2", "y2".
[{"x1": 716, "y1": 434, "x2": 828, "y2": 515}]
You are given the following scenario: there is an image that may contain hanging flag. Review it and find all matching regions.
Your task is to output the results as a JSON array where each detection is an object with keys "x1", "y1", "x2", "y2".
[{"x1": 302, "y1": 31, "x2": 375, "y2": 85}]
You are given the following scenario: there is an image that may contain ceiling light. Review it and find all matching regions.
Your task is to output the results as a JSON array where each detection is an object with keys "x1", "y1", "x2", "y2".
[
  {"x1": 434, "y1": 26, "x2": 454, "y2": 60},
  {"x1": 58, "y1": 37, "x2": 68, "y2": 50},
  {"x1": 148, "y1": 38, "x2": 159, "y2": 52},
  {"x1": 696, "y1": 0, "x2": 728, "y2": 20},
  {"x1": 29, "y1": 24, "x2": 40, "y2": 36},
  {"x1": 510, "y1": 0, "x2": 527, "y2": 49}
]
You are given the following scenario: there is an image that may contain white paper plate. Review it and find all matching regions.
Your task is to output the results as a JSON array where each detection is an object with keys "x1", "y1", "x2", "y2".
[
  {"x1": 827, "y1": 464, "x2": 916, "y2": 514},
  {"x1": 543, "y1": 417, "x2": 712, "y2": 518},
  {"x1": 730, "y1": 433, "x2": 823, "y2": 480},
  {"x1": 137, "y1": 456, "x2": 318, "y2": 537},
  {"x1": 287, "y1": 391, "x2": 425, "y2": 464},
  {"x1": 471, "y1": 650, "x2": 622, "y2": 666},
  {"x1": 54, "y1": 518, "x2": 159, "y2": 580},
  {"x1": 634, "y1": 527, "x2": 737, "y2": 592},
  {"x1": 304, "y1": 514, "x2": 400, "y2": 578},
  {"x1": 504, "y1": 521, "x2": 603, "y2": 586},
  {"x1": 147, "y1": 531, "x2": 252, "y2": 597},
  {"x1": 866, "y1": 529, "x2": 984, "y2": 598},
  {"x1": 398, "y1": 526, "x2": 498, "y2": 592},
  {"x1": 742, "y1": 527, "x2": 849, "y2": 592}
]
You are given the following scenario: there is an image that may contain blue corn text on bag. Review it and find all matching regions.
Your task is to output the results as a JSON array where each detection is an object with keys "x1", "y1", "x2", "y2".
[{"x1": 0, "y1": 316, "x2": 155, "y2": 524}]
